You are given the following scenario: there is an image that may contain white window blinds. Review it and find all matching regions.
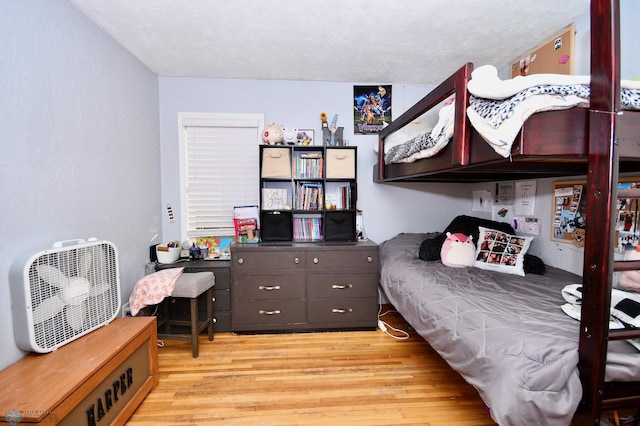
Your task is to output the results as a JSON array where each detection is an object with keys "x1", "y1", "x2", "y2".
[{"x1": 179, "y1": 113, "x2": 263, "y2": 240}]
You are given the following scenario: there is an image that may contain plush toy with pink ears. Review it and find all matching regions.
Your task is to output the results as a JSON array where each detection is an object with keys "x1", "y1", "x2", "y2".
[{"x1": 440, "y1": 232, "x2": 476, "y2": 268}]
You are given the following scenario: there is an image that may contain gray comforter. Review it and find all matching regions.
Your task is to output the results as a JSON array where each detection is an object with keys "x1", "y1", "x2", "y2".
[{"x1": 379, "y1": 233, "x2": 640, "y2": 426}]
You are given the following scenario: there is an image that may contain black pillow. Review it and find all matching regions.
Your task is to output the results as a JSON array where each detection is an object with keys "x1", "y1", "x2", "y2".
[
  {"x1": 418, "y1": 235, "x2": 446, "y2": 261},
  {"x1": 523, "y1": 253, "x2": 546, "y2": 275},
  {"x1": 418, "y1": 215, "x2": 516, "y2": 261}
]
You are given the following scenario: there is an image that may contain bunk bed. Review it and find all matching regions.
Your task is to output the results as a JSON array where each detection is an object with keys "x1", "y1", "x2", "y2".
[{"x1": 374, "y1": 1, "x2": 640, "y2": 425}]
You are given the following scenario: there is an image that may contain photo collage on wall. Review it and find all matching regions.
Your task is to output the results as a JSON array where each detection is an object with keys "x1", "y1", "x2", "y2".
[
  {"x1": 552, "y1": 179, "x2": 640, "y2": 252},
  {"x1": 615, "y1": 181, "x2": 640, "y2": 253}
]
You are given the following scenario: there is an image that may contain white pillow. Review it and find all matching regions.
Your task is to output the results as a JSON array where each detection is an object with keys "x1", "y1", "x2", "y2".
[{"x1": 474, "y1": 226, "x2": 533, "y2": 276}]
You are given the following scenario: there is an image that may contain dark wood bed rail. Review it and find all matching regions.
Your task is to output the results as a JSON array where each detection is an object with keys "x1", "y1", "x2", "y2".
[
  {"x1": 575, "y1": 0, "x2": 640, "y2": 423},
  {"x1": 376, "y1": 62, "x2": 473, "y2": 182}
]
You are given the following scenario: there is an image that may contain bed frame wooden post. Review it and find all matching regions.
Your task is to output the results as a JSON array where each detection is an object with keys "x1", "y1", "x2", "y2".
[{"x1": 575, "y1": 0, "x2": 628, "y2": 423}]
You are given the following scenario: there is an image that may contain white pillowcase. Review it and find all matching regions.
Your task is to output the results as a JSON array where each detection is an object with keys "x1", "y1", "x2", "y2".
[{"x1": 474, "y1": 226, "x2": 533, "y2": 276}]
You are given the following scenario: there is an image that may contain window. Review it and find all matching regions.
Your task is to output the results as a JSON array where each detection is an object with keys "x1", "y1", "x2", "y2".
[{"x1": 178, "y1": 113, "x2": 263, "y2": 241}]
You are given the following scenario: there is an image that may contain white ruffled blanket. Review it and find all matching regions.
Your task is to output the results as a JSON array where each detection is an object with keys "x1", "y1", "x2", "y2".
[
  {"x1": 468, "y1": 65, "x2": 640, "y2": 157},
  {"x1": 383, "y1": 96, "x2": 455, "y2": 164}
]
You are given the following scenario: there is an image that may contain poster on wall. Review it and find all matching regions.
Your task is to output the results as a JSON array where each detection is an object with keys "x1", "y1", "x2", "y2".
[{"x1": 353, "y1": 85, "x2": 392, "y2": 134}]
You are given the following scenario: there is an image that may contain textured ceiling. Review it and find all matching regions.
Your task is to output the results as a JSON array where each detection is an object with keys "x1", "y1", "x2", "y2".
[{"x1": 69, "y1": 0, "x2": 590, "y2": 85}]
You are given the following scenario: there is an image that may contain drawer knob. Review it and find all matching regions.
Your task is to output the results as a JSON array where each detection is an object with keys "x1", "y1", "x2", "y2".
[
  {"x1": 258, "y1": 285, "x2": 281, "y2": 291},
  {"x1": 212, "y1": 297, "x2": 216, "y2": 302},
  {"x1": 259, "y1": 310, "x2": 281, "y2": 316},
  {"x1": 331, "y1": 308, "x2": 353, "y2": 314},
  {"x1": 367, "y1": 256, "x2": 373, "y2": 263},
  {"x1": 237, "y1": 258, "x2": 244, "y2": 265},
  {"x1": 294, "y1": 257, "x2": 300, "y2": 264},
  {"x1": 313, "y1": 257, "x2": 319, "y2": 264},
  {"x1": 332, "y1": 284, "x2": 353, "y2": 290}
]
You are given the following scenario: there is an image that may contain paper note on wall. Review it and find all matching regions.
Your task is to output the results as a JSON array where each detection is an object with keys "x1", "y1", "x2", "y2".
[{"x1": 515, "y1": 180, "x2": 537, "y2": 216}]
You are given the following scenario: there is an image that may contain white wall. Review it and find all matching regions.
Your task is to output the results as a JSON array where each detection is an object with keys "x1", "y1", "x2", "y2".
[
  {"x1": 0, "y1": 1, "x2": 161, "y2": 369},
  {"x1": 159, "y1": 79, "x2": 471, "y2": 246}
]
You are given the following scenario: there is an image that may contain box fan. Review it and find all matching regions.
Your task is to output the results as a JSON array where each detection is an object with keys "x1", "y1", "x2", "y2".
[{"x1": 11, "y1": 238, "x2": 121, "y2": 353}]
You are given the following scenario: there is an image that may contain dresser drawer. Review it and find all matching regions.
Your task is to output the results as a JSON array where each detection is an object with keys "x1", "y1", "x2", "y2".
[
  {"x1": 233, "y1": 250, "x2": 305, "y2": 272},
  {"x1": 213, "y1": 289, "x2": 231, "y2": 311},
  {"x1": 307, "y1": 274, "x2": 377, "y2": 299},
  {"x1": 233, "y1": 300, "x2": 306, "y2": 325},
  {"x1": 307, "y1": 298, "x2": 377, "y2": 324},
  {"x1": 211, "y1": 267, "x2": 231, "y2": 290},
  {"x1": 306, "y1": 249, "x2": 378, "y2": 271},
  {"x1": 234, "y1": 275, "x2": 306, "y2": 300}
]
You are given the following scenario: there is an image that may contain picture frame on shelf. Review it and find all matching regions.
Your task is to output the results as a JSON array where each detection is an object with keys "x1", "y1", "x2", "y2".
[{"x1": 296, "y1": 129, "x2": 315, "y2": 146}]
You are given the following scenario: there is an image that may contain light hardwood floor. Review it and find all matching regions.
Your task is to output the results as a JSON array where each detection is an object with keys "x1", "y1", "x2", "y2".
[{"x1": 127, "y1": 310, "x2": 497, "y2": 425}]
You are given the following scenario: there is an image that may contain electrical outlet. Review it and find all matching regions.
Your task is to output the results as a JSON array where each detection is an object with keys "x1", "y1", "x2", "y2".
[
  {"x1": 121, "y1": 302, "x2": 131, "y2": 318},
  {"x1": 166, "y1": 204, "x2": 175, "y2": 223}
]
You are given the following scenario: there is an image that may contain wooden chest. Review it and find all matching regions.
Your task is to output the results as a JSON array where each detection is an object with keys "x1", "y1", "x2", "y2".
[{"x1": 0, "y1": 317, "x2": 158, "y2": 425}]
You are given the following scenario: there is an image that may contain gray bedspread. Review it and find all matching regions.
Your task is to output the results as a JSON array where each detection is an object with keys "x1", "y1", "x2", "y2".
[{"x1": 379, "y1": 233, "x2": 640, "y2": 426}]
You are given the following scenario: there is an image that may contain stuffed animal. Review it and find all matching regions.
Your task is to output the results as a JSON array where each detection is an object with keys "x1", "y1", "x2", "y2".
[
  {"x1": 282, "y1": 128, "x2": 298, "y2": 145},
  {"x1": 262, "y1": 122, "x2": 284, "y2": 145},
  {"x1": 440, "y1": 232, "x2": 476, "y2": 268}
]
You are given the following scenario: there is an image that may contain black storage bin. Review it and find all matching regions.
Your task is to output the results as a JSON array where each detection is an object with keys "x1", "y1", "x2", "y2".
[
  {"x1": 260, "y1": 211, "x2": 293, "y2": 241},
  {"x1": 324, "y1": 211, "x2": 356, "y2": 241}
]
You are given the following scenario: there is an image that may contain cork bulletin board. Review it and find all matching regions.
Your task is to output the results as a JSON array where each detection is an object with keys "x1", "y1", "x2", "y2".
[
  {"x1": 552, "y1": 178, "x2": 640, "y2": 251},
  {"x1": 510, "y1": 25, "x2": 575, "y2": 78}
]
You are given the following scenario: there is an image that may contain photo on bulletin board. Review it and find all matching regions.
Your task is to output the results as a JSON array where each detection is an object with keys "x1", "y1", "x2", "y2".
[{"x1": 551, "y1": 177, "x2": 640, "y2": 251}]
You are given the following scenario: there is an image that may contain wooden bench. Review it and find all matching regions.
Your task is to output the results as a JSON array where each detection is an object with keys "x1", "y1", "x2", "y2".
[{"x1": 0, "y1": 317, "x2": 158, "y2": 425}]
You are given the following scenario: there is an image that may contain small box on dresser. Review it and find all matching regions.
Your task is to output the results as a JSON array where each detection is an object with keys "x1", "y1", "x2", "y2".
[{"x1": 231, "y1": 240, "x2": 379, "y2": 333}]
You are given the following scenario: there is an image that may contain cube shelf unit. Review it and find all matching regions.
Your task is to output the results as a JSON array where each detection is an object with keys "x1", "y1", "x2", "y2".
[{"x1": 260, "y1": 145, "x2": 357, "y2": 242}]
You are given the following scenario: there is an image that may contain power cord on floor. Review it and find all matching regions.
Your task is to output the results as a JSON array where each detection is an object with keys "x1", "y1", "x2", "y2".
[{"x1": 377, "y1": 289, "x2": 409, "y2": 340}]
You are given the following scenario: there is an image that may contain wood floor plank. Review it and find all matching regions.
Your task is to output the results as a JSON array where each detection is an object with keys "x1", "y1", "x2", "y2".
[{"x1": 127, "y1": 310, "x2": 497, "y2": 425}]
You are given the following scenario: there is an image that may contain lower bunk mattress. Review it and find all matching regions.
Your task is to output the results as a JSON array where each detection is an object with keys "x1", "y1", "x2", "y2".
[{"x1": 379, "y1": 232, "x2": 640, "y2": 426}]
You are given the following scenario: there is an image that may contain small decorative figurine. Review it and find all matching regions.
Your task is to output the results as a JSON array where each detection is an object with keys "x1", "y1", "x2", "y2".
[
  {"x1": 282, "y1": 128, "x2": 297, "y2": 145},
  {"x1": 320, "y1": 112, "x2": 328, "y2": 128},
  {"x1": 329, "y1": 114, "x2": 338, "y2": 146}
]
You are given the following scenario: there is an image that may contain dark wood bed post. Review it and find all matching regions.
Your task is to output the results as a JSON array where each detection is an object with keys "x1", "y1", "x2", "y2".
[{"x1": 576, "y1": 0, "x2": 621, "y2": 423}]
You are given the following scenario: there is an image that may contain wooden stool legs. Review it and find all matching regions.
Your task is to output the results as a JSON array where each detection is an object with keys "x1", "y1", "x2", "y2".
[{"x1": 157, "y1": 288, "x2": 215, "y2": 358}]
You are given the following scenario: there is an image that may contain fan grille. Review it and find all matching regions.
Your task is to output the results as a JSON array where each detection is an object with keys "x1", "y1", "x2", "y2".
[{"x1": 26, "y1": 241, "x2": 120, "y2": 351}]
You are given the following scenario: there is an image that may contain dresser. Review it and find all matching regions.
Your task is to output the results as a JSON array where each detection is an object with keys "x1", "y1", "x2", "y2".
[
  {"x1": 231, "y1": 241, "x2": 379, "y2": 332},
  {"x1": 155, "y1": 259, "x2": 232, "y2": 332}
]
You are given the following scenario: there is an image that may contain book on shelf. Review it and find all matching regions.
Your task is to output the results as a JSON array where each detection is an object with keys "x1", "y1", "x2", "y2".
[
  {"x1": 295, "y1": 182, "x2": 323, "y2": 210},
  {"x1": 293, "y1": 152, "x2": 324, "y2": 179},
  {"x1": 326, "y1": 185, "x2": 354, "y2": 209},
  {"x1": 262, "y1": 188, "x2": 287, "y2": 210},
  {"x1": 293, "y1": 217, "x2": 323, "y2": 241}
]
